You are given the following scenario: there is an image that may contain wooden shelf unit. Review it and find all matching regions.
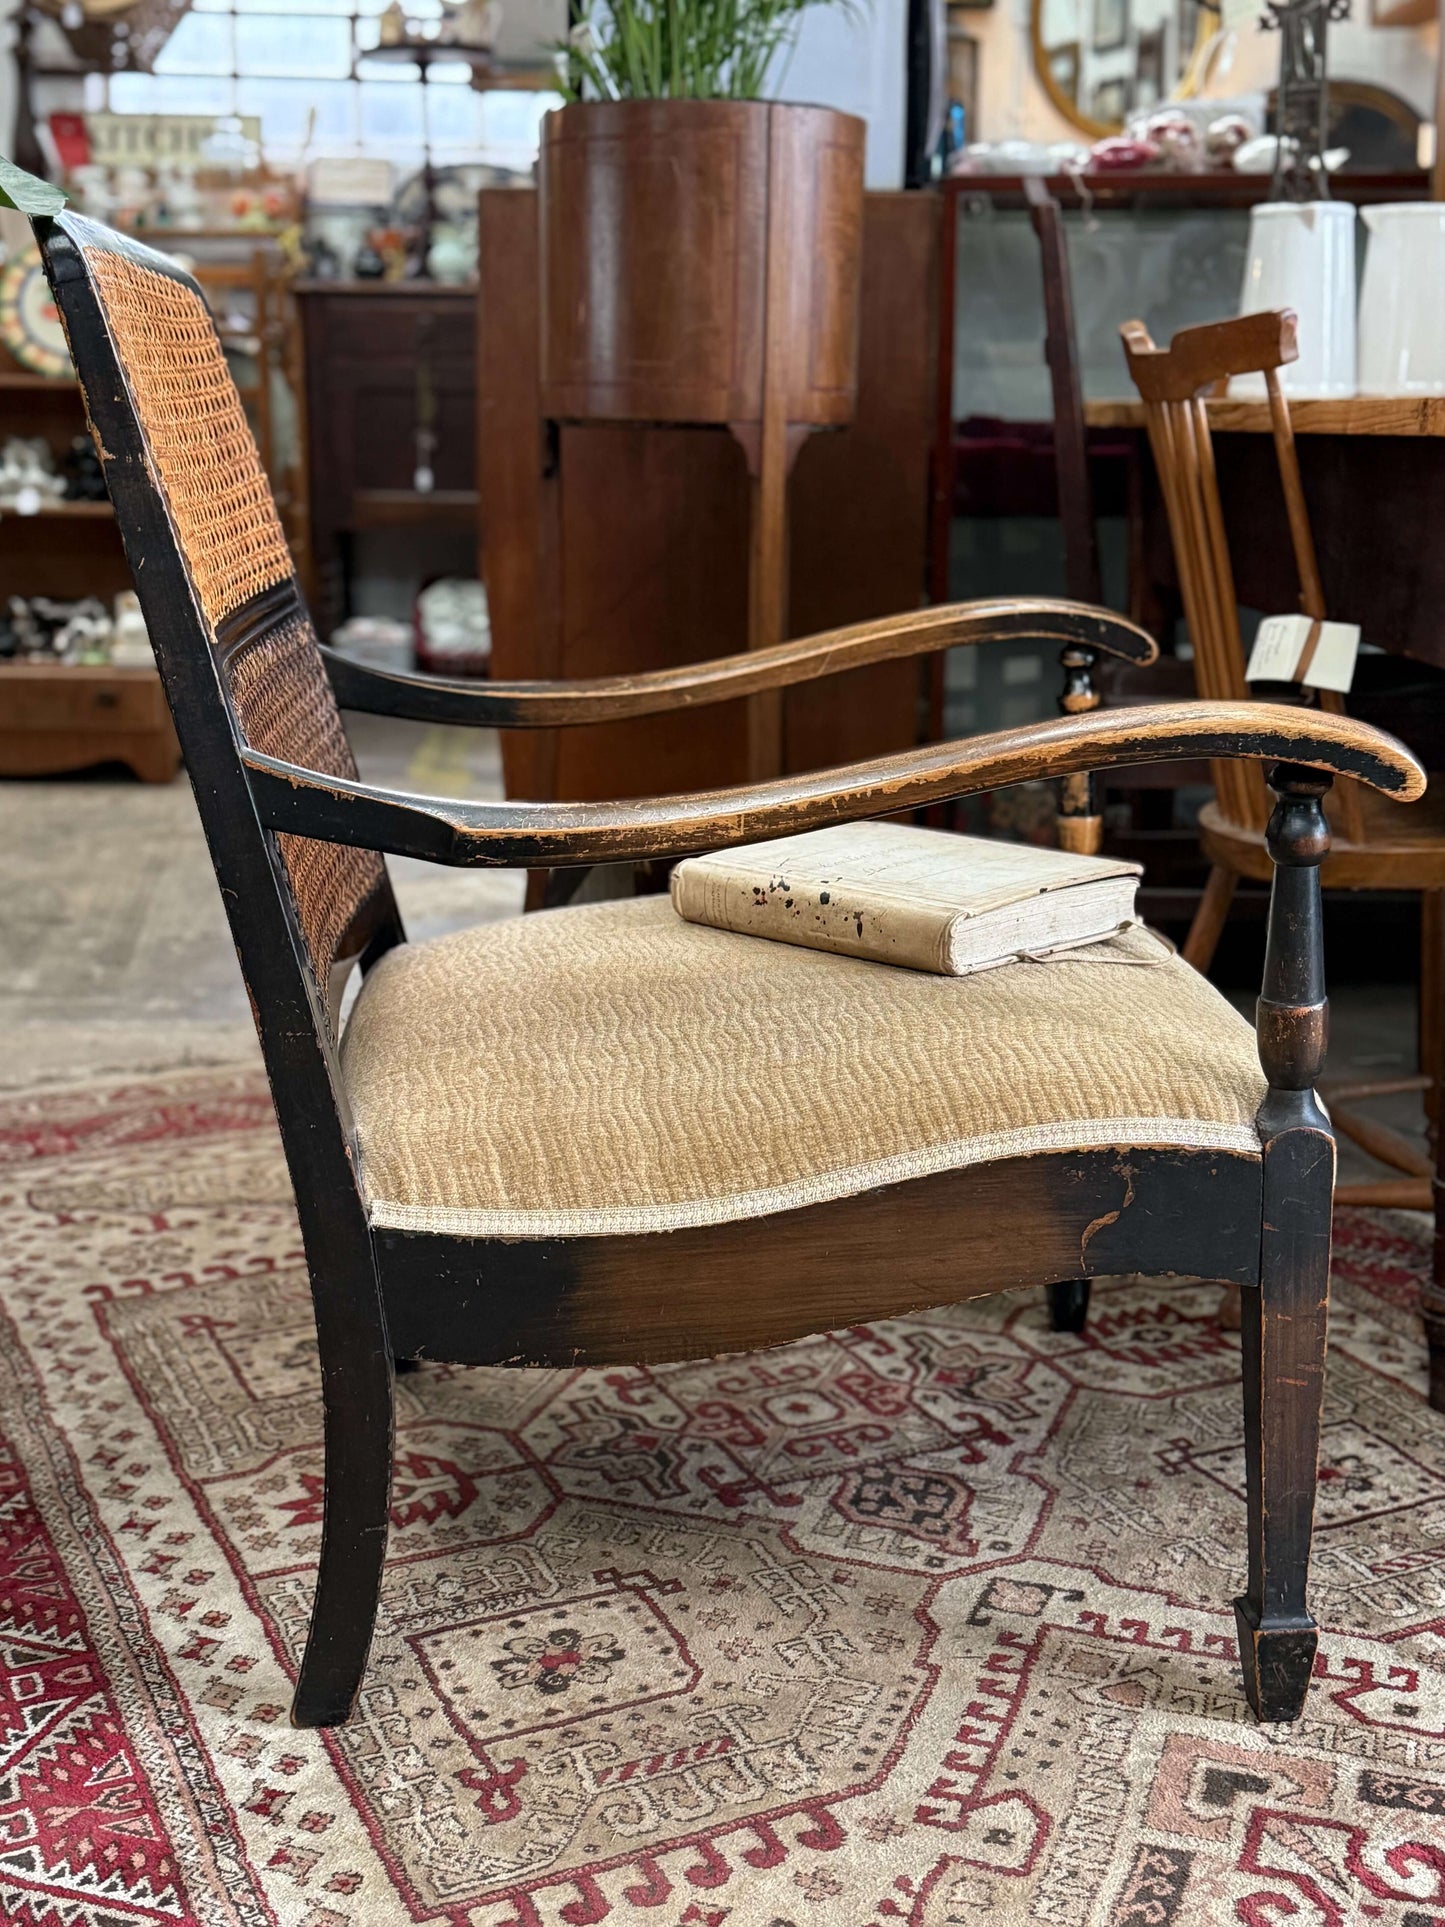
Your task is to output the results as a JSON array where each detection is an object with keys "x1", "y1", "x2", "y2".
[
  {"x1": 1, "y1": 496, "x2": 117, "y2": 518},
  {"x1": 0, "y1": 340, "x2": 178, "y2": 781},
  {"x1": 0, "y1": 371, "x2": 79, "y2": 392}
]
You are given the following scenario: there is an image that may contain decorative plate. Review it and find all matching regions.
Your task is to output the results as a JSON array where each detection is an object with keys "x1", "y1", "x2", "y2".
[{"x1": 0, "y1": 245, "x2": 71, "y2": 379}]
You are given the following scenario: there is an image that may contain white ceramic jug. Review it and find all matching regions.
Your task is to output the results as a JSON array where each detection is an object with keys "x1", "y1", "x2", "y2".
[
  {"x1": 1358, "y1": 203, "x2": 1445, "y2": 396},
  {"x1": 1231, "y1": 200, "x2": 1356, "y2": 399}
]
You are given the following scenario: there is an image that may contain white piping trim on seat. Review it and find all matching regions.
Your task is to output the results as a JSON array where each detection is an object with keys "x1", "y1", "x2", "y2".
[{"x1": 363, "y1": 1114, "x2": 1264, "y2": 1240}]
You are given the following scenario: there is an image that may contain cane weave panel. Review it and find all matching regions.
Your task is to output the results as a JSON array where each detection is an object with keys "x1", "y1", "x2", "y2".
[
  {"x1": 228, "y1": 617, "x2": 386, "y2": 987},
  {"x1": 341, "y1": 895, "x2": 1266, "y2": 1238},
  {"x1": 85, "y1": 245, "x2": 292, "y2": 626}
]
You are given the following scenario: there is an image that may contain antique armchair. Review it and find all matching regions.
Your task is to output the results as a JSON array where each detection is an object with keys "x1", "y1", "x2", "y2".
[
  {"x1": 1121, "y1": 308, "x2": 1445, "y2": 1408},
  {"x1": 36, "y1": 213, "x2": 1425, "y2": 1734}
]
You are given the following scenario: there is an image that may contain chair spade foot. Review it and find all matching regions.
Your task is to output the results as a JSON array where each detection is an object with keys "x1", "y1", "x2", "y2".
[
  {"x1": 1047, "y1": 1278, "x2": 1091, "y2": 1333},
  {"x1": 1233, "y1": 1597, "x2": 1318, "y2": 1723}
]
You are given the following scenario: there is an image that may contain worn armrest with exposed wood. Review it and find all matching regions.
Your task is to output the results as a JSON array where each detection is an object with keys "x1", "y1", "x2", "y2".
[
  {"x1": 320, "y1": 599, "x2": 1158, "y2": 730},
  {"x1": 244, "y1": 699, "x2": 1423, "y2": 872}
]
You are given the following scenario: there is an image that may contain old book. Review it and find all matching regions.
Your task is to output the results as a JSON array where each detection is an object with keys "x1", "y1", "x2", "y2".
[{"x1": 671, "y1": 821, "x2": 1143, "y2": 976}]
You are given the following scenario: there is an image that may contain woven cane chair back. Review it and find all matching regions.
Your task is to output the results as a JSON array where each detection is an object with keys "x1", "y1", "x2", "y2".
[{"x1": 71, "y1": 222, "x2": 388, "y2": 999}]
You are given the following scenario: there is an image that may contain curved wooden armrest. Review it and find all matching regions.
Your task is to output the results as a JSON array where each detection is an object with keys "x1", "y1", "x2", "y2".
[
  {"x1": 321, "y1": 599, "x2": 1158, "y2": 729},
  {"x1": 245, "y1": 700, "x2": 1421, "y2": 872},
  {"x1": 1121, "y1": 311, "x2": 1299, "y2": 404}
]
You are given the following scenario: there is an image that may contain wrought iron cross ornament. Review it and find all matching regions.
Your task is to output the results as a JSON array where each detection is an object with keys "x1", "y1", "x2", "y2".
[{"x1": 1261, "y1": 0, "x2": 1352, "y2": 200}]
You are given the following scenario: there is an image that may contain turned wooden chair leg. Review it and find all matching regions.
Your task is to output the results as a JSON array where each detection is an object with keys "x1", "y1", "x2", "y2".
[
  {"x1": 1045, "y1": 648, "x2": 1100, "y2": 1344},
  {"x1": 1048, "y1": 1279, "x2": 1091, "y2": 1332},
  {"x1": 1236, "y1": 767, "x2": 1331, "y2": 1723},
  {"x1": 1184, "y1": 863, "x2": 1237, "y2": 973},
  {"x1": 292, "y1": 1304, "x2": 395, "y2": 1729}
]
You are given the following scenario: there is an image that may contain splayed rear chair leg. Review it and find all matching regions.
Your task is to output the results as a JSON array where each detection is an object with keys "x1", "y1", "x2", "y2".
[{"x1": 291, "y1": 1331, "x2": 394, "y2": 1728}]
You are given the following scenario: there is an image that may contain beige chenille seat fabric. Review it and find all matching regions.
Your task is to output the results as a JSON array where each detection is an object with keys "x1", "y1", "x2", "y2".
[{"x1": 340, "y1": 894, "x2": 1267, "y2": 1238}]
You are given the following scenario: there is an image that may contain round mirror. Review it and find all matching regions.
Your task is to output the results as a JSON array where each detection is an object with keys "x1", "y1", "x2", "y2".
[{"x1": 1031, "y1": 0, "x2": 1216, "y2": 138}]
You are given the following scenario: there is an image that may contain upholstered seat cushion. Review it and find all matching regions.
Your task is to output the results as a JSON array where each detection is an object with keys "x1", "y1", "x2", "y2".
[{"x1": 340, "y1": 895, "x2": 1266, "y2": 1238}]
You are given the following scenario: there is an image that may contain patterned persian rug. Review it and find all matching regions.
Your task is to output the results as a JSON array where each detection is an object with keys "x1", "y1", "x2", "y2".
[{"x1": 2, "y1": 1069, "x2": 1444, "y2": 1927}]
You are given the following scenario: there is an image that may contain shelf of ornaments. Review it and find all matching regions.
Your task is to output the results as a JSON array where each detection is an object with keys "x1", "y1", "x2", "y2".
[
  {"x1": 0, "y1": 497, "x2": 114, "y2": 517},
  {"x1": 0, "y1": 362, "x2": 125, "y2": 599},
  {"x1": 0, "y1": 372, "x2": 80, "y2": 392}
]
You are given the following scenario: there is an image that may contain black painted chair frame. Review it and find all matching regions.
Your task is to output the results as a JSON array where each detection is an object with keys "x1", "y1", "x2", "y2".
[{"x1": 35, "y1": 210, "x2": 1426, "y2": 1733}]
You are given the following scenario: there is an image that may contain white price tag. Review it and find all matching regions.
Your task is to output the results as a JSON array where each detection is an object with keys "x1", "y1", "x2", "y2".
[{"x1": 1246, "y1": 613, "x2": 1360, "y2": 695}]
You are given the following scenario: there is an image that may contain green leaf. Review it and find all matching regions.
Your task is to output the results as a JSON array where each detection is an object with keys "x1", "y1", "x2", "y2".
[{"x1": 0, "y1": 157, "x2": 67, "y2": 218}]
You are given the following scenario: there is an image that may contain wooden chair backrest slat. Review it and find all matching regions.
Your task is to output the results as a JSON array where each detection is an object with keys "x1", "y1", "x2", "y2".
[
  {"x1": 1120, "y1": 311, "x2": 1369, "y2": 841},
  {"x1": 1025, "y1": 178, "x2": 1104, "y2": 608}
]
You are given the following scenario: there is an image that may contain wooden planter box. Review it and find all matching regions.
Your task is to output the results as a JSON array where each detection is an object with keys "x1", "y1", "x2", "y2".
[
  {"x1": 537, "y1": 99, "x2": 867, "y2": 777},
  {"x1": 539, "y1": 99, "x2": 865, "y2": 432}
]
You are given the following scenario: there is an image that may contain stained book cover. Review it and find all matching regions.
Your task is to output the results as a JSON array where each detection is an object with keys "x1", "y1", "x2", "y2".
[{"x1": 671, "y1": 821, "x2": 1143, "y2": 976}]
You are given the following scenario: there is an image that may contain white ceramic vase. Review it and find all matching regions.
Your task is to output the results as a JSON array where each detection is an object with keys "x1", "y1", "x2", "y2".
[
  {"x1": 1357, "y1": 203, "x2": 1445, "y2": 397},
  {"x1": 1230, "y1": 200, "x2": 1356, "y2": 400}
]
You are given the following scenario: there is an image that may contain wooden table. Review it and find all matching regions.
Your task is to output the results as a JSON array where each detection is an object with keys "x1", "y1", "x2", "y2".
[
  {"x1": 928, "y1": 173, "x2": 1431, "y2": 615},
  {"x1": 1085, "y1": 394, "x2": 1445, "y2": 439},
  {"x1": 1084, "y1": 393, "x2": 1445, "y2": 706}
]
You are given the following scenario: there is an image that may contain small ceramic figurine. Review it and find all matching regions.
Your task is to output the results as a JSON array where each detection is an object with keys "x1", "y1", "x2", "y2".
[
  {"x1": 379, "y1": 1, "x2": 408, "y2": 46},
  {"x1": 158, "y1": 167, "x2": 206, "y2": 230},
  {"x1": 416, "y1": 578, "x2": 491, "y2": 667},
  {"x1": 53, "y1": 598, "x2": 113, "y2": 664},
  {"x1": 1141, "y1": 110, "x2": 1202, "y2": 172},
  {"x1": 0, "y1": 436, "x2": 67, "y2": 509},
  {"x1": 111, "y1": 165, "x2": 154, "y2": 228},
  {"x1": 1204, "y1": 115, "x2": 1254, "y2": 168},
  {"x1": 427, "y1": 224, "x2": 476, "y2": 282},
  {"x1": 1232, "y1": 133, "x2": 1348, "y2": 175},
  {"x1": 68, "y1": 162, "x2": 114, "y2": 221},
  {"x1": 442, "y1": 0, "x2": 501, "y2": 48},
  {"x1": 63, "y1": 434, "x2": 109, "y2": 503},
  {"x1": 1088, "y1": 136, "x2": 1161, "y2": 172},
  {"x1": 109, "y1": 591, "x2": 154, "y2": 667}
]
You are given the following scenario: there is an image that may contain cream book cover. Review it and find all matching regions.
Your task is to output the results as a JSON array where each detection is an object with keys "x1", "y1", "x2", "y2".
[{"x1": 671, "y1": 821, "x2": 1143, "y2": 976}]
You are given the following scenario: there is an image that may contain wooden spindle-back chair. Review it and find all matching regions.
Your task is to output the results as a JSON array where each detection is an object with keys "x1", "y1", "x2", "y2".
[
  {"x1": 1123, "y1": 308, "x2": 1445, "y2": 1407},
  {"x1": 35, "y1": 210, "x2": 1426, "y2": 1733}
]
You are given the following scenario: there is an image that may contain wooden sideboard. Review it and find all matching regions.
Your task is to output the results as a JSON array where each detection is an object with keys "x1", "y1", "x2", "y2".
[{"x1": 295, "y1": 281, "x2": 478, "y2": 635}]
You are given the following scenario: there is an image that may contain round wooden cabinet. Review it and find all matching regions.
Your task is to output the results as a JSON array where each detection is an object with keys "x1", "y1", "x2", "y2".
[{"x1": 538, "y1": 99, "x2": 865, "y2": 432}]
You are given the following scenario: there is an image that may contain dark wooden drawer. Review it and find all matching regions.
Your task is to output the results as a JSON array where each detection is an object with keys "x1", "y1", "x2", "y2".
[{"x1": 306, "y1": 294, "x2": 476, "y2": 365}]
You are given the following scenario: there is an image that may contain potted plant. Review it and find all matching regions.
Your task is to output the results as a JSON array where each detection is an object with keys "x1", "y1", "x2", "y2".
[{"x1": 540, "y1": 0, "x2": 864, "y2": 430}]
